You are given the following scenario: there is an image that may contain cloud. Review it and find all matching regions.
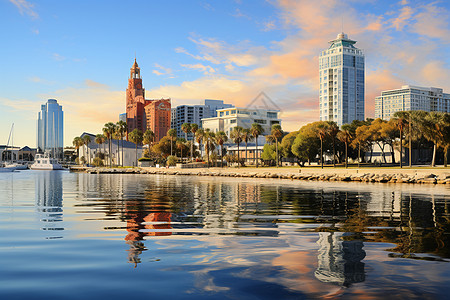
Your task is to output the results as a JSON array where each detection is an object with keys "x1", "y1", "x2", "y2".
[
  {"x1": 262, "y1": 20, "x2": 276, "y2": 32},
  {"x1": 152, "y1": 63, "x2": 173, "y2": 77},
  {"x1": 180, "y1": 63, "x2": 215, "y2": 74},
  {"x1": 412, "y1": 3, "x2": 450, "y2": 41},
  {"x1": 52, "y1": 53, "x2": 66, "y2": 61},
  {"x1": 9, "y1": 0, "x2": 38, "y2": 19}
]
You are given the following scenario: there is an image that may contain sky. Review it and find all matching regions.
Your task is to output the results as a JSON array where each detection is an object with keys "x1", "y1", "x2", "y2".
[{"x1": 0, "y1": 0, "x2": 449, "y2": 147}]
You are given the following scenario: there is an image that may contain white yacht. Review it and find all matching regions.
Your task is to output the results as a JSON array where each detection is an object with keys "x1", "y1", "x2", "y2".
[
  {"x1": 4, "y1": 162, "x2": 28, "y2": 170},
  {"x1": 0, "y1": 165, "x2": 16, "y2": 172},
  {"x1": 30, "y1": 154, "x2": 64, "y2": 170}
]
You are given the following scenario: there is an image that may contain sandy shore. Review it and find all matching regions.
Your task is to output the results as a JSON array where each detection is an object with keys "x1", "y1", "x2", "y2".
[{"x1": 83, "y1": 166, "x2": 450, "y2": 184}]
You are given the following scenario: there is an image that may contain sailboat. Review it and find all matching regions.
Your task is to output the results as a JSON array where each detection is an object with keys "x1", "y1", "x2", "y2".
[{"x1": 3, "y1": 124, "x2": 27, "y2": 170}]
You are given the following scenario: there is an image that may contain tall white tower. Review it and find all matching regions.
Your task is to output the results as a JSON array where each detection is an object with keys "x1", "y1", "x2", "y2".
[
  {"x1": 319, "y1": 33, "x2": 365, "y2": 126},
  {"x1": 37, "y1": 99, "x2": 64, "y2": 158}
]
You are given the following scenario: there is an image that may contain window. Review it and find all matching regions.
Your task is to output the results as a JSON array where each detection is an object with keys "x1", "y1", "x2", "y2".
[
  {"x1": 230, "y1": 119, "x2": 236, "y2": 124},
  {"x1": 226, "y1": 111, "x2": 229, "y2": 116},
  {"x1": 220, "y1": 112, "x2": 224, "y2": 117},
  {"x1": 230, "y1": 110, "x2": 236, "y2": 114},
  {"x1": 267, "y1": 112, "x2": 277, "y2": 118}
]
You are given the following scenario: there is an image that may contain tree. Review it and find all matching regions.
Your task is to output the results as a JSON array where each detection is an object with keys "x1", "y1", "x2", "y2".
[
  {"x1": 422, "y1": 112, "x2": 450, "y2": 167},
  {"x1": 72, "y1": 137, "x2": 83, "y2": 164},
  {"x1": 241, "y1": 128, "x2": 251, "y2": 165},
  {"x1": 271, "y1": 124, "x2": 283, "y2": 167},
  {"x1": 116, "y1": 120, "x2": 127, "y2": 167},
  {"x1": 250, "y1": 123, "x2": 264, "y2": 167},
  {"x1": 381, "y1": 120, "x2": 398, "y2": 164},
  {"x1": 281, "y1": 131, "x2": 299, "y2": 160},
  {"x1": 337, "y1": 124, "x2": 353, "y2": 168},
  {"x1": 292, "y1": 122, "x2": 321, "y2": 166},
  {"x1": 326, "y1": 121, "x2": 339, "y2": 167},
  {"x1": 103, "y1": 122, "x2": 116, "y2": 167},
  {"x1": 176, "y1": 139, "x2": 186, "y2": 164},
  {"x1": 392, "y1": 112, "x2": 409, "y2": 168},
  {"x1": 316, "y1": 122, "x2": 328, "y2": 169},
  {"x1": 190, "y1": 124, "x2": 199, "y2": 162},
  {"x1": 181, "y1": 123, "x2": 191, "y2": 161},
  {"x1": 203, "y1": 129, "x2": 215, "y2": 167},
  {"x1": 143, "y1": 130, "x2": 155, "y2": 160},
  {"x1": 230, "y1": 126, "x2": 244, "y2": 167},
  {"x1": 195, "y1": 128, "x2": 204, "y2": 160},
  {"x1": 128, "y1": 129, "x2": 143, "y2": 167},
  {"x1": 82, "y1": 135, "x2": 91, "y2": 165},
  {"x1": 215, "y1": 131, "x2": 228, "y2": 167},
  {"x1": 167, "y1": 128, "x2": 177, "y2": 157}
]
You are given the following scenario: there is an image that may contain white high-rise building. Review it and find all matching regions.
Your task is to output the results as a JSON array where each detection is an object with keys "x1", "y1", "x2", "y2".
[
  {"x1": 37, "y1": 99, "x2": 64, "y2": 158},
  {"x1": 375, "y1": 85, "x2": 450, "y2": 120},
  {"x1": 319, "y1": 33, "x2": 365, "y2": 126}
]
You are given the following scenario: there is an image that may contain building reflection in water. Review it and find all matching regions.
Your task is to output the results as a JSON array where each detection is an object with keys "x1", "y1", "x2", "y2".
[
  {"x1": 315, "y1": 232, "x2": 365, "y2": 287},
  {"x1": 35, "y1": 171, "x2": 64, "y2": 239},
  {"x1": 124, "y1": 199, "x2": 172, "y2": 268}
]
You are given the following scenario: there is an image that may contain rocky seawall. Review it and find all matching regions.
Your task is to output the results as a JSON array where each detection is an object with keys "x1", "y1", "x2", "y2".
[{"x1": 83, "y1": 167, "x2": 450, "y2": 185}]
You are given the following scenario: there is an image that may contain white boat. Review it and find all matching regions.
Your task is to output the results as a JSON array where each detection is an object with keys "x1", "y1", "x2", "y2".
[
  {"x1": 30, "y1": 154, "x2": 64, "y2": 170},
  {"x1": 4, "y1": 162, "x2": 28, "y2": 170},
  {"x1": 0, "y1": 165, "x2": 16, "y2": 172}
]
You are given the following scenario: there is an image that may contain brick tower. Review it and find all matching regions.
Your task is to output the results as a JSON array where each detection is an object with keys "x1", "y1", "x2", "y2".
[{"x1": 125, "y1": 59, "x2": 171, "y2": 141}]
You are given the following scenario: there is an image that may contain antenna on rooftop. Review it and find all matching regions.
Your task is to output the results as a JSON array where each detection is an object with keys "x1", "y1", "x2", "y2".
[{"x1": 341, "y1": 16, "x2": 344, "y2": 33}]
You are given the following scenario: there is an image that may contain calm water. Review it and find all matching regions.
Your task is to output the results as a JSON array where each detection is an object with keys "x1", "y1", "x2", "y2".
[{"x1": 0, "y1": 171, "x2": 449, "y2": 299}]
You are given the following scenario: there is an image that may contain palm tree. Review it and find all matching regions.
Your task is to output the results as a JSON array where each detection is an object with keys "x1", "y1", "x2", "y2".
[
  {"x1": 215, "y1": 131, "x2": 228, "y2": 167},
  {"x1": 250, "y1": 123, "x2": 264, "y2": 167},
  {"x1": 422, "y1": 112, "x2": 449, "y2": 167},
  {"x1": 230, "y1": 126, "x2": 244, "y2": 167},
  {"x1": 143, "y1": 129, "x2": 155, "y2": 156},
  {"x1": 241, "y1": 128, "x2": 251, "y2": 166},
  {"x1": 190, "y1": 124, "x2": 199, "y2": 162},
  {"x1": 181, "y1": 123, "x2": 191, "y2": 160},
  {"x1": 203, "y1": 129, "x2": 215, "y2": 167},
  {"x1": 82, "y1": 135, "x2": 91, "y2": 165},
  {"x1": 103, "y1": 122, "x2": 116, "y2": 167},
  {"x1": 167, "y1": 128, "x2": 177, "y2": 157},
  {"x1": 195, "y1": 128, "x2": 204, "y2": 160},
  {"x1": 72, "y1": 137, "x2": 83, "y2": 164},
  {"x1": 326, "y1": 121, "x2": 339, "y2": 167},
  {"x1": 176, "y1": 139, "x2": 186, "y2": 163},
  {"x1": 116, "y1": 120, "x2": 127, "y2": 167},
  {"x1": 128, "y1": 129, "x2": 143, "y2": 167},
  {"x1": 316, "y1": 123, "x2": 328, "y2": 169},
  {"x1": 271, "y1": 124, "x2": 283, "y2": 168},
  {"x1": 393, "y1": 112, "x2": 409, "y2": 168},
  {"x1": 337, "y1": 124, "x2": 353, "y2": 168},
  {"x1": 95, "y1": 134, "x2": 106, "y2": 164}
]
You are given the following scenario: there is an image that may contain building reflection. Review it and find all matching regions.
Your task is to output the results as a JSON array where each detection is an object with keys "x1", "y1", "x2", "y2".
[
  {"x1": 315, "y1": 232, "x2": 365, "y2": 287},
  {"x1": 124, "y1": 199, "x2": 172, "y2": 267},
  {"x1": 35, "y1": 171, "x2": 64, "y2": 239}
]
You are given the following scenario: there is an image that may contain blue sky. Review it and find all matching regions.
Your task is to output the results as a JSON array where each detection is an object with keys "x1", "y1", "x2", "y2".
[{"x1": 1, "y1": 0, "x2": 449, "y2": 147}]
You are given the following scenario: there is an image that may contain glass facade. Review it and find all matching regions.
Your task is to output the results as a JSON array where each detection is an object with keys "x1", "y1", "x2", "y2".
[
  {"x1": 37, "y1": 99, "x2": 64, "y2": 158},
  {"x1": 319, "y1": 33, "x2": 365, "y2": 126}
]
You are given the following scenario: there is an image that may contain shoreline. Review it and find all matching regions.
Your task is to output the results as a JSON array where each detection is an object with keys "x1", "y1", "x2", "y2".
[{"x1": 80, "y1": 166, "x2": 450, "y2": 185}]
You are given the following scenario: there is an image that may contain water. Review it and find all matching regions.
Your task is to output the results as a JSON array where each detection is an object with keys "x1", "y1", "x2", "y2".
[{"x1": 0, "y1": 171, "x2": 449, "y2": 299}]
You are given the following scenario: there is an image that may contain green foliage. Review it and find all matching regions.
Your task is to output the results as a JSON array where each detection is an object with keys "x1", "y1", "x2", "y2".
[
  {"x1": 167, "y1": 155, "x2": 177, "y2": 166},
  {"x1": 291, "y1": 122, "x2": 322, "y2": 163},
  {"x1": 281, "y1": 131, "x2": 299, "y2": 158},
  {"x1": 93, "y1": 157, "x2": 104, "y2": 167},
  {"x1": 261, "y1": 143, "x2": 276, "y2": 161}
]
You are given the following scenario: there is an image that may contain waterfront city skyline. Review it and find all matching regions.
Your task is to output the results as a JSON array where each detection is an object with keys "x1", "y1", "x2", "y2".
[{"x1": 0, "y1": 0, "x2": 449, "y2": 147}]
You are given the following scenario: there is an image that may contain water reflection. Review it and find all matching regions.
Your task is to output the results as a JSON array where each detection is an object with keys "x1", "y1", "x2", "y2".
[
  {"x1": 35, "y1": 171, "x2": 63, "y2": 238},
  {"x1": 315, "y1": 232, "x2": 365, "y2": 287},
  {"x1": 69, "y1": 174, "x2": 450, "y2": 297}
]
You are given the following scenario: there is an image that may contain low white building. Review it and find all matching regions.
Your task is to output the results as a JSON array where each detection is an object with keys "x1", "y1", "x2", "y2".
[
  {"x1": 80, "y1": 133, "x2": 143, "y2": 167},
  {"x1": 202, "y1": 107, "x2": 281, "y2": 137},
  {"x1": 375, "y1": 85, "x2": 450, "y2": 120}
]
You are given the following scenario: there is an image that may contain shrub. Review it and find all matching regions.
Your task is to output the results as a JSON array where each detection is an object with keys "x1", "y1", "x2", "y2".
[
  {"x1": 167, "y1": 155, "x2": 177, "y2": 166},
  {"x1": 93, "y1": 157, "x2": 104, "y2": 167}
]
